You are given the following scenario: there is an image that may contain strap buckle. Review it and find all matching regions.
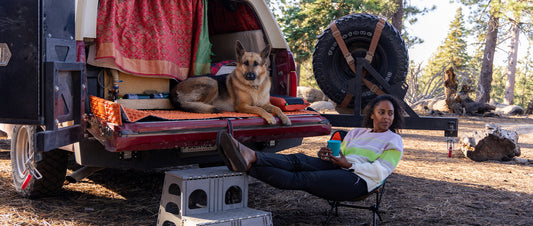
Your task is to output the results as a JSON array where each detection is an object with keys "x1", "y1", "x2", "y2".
[{"x1": 344, "y1": 53, "x2": 355, "y2": 66}]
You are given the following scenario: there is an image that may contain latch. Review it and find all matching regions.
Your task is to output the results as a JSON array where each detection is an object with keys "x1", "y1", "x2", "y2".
[
  {"x1": 446, "y1": 137, "x2": 455, "y2": 158},
  {"x1": 21, "y1": 152, "x2": 43, "y2": 190}
]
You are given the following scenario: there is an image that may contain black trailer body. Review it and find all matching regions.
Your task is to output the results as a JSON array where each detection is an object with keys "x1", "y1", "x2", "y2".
[{"x1": 0, "y1": 0, "x2": 85, "y2": 152}]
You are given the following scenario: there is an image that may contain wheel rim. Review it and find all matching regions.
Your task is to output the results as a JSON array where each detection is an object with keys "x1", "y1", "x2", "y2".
[{"x1": 14, "y1": 126, "x2": 31, "y2": 179}]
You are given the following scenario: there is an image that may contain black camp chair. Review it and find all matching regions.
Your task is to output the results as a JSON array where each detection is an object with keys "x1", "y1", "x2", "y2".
[{"x1": 323, "y1": 130, "x2": 388, "y2": 226}]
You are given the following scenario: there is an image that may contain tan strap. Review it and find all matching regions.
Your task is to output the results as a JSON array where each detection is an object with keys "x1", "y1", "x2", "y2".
[
  {"x1": 363, "y1": 78, "x2": 386, "y2": 95},
  {"x1": 330, "y1": 21, "x2": 356, "y2": 73},
  {"x1": 340, "y1": 93, "x2": 353, "y2": 108},
  {"x1": 330, "y1": 21, "x2": 355, "y2": 107},
  {"x1": 330, "y1": 20, "x2": 386, "y2": 98},
  {"x1": 365, "y1": 18, "x2": 386, "y2": 62}
]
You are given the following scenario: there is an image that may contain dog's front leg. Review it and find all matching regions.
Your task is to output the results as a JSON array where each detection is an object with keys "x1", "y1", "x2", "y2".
[
  {"x1": 262, "y1": 104, "x2": 292, "y2": 126},
  {"x1": 236, "y1": 104, "x2": 278, "y2": 125}
]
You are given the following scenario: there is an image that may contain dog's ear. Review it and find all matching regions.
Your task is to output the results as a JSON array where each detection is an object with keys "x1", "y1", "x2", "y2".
[
  {"x1": 235, "y1": 40, "x2": 246, "y2": 61},
  {"x1": 261, "y1": 44, "x2": 271, "y2": 64}
]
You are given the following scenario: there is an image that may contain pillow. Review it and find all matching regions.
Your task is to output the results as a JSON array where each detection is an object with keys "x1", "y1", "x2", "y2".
[{"x1": 270, "y1": 95, "x2": 310, "y2": 111}]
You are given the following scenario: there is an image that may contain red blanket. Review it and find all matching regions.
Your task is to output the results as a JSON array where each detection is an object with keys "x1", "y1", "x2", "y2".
[
  {"x1": 90, "y1": 96, "x2": 318, "y2": 125},
  {"x1": 94, "y1": 0, "x2": 204, "y2": 80}
]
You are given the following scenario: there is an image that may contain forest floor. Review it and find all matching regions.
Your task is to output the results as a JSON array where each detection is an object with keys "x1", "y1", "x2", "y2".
[{"x1": 0, "y1": 114, "x2": 532, "y2": 225}]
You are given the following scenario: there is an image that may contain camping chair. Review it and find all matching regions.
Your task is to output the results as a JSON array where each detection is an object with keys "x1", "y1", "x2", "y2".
[{"x1": 323, "y1": 130, "x2": 387, "y2": 226}]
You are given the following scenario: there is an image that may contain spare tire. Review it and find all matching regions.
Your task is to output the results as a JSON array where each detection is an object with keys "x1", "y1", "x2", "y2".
[{"x1": 313, "y1": 13, "x2": 408, "y2": 109}]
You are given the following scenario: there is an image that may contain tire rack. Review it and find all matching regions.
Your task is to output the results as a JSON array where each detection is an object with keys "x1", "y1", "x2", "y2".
[{"x1": 320, "y1": 57, "x2": 458, "y2": 138}]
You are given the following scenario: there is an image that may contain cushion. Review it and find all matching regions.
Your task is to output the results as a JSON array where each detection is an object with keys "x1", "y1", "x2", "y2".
[{"x1": 270, "y1": 95, "x2": 310, "y2": 111}]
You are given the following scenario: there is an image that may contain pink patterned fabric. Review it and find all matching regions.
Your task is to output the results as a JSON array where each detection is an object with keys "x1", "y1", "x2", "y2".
[{"x1": 94, "y1": 0, "x2": 204, "y2": 80}]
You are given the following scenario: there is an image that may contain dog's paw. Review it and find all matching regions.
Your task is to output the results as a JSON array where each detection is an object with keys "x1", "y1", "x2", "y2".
[
  {"x1": 281, "y1": 118, "x2": 292, "y2": 126},
  {"x1": 280, "y1": 116, "x2": 291, "y2": 126},
  {"x1": 265, "y1": 116, "x2": 277, "y2": 125}
]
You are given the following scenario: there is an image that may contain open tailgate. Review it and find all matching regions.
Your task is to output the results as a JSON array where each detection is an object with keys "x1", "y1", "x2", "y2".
[{"x1": 87, "y1": 96, "x2": 331, "y2": 152}]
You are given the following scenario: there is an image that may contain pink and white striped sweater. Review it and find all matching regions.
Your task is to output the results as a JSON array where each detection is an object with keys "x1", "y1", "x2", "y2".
[{"x1": 341, "y1": 128, "x2": 403, "y2": 191}]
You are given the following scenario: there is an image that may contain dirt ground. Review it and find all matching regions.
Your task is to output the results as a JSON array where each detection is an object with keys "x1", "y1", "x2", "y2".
[{"x1": 1, "y1": 115, "x2": 532, "y2": 225}]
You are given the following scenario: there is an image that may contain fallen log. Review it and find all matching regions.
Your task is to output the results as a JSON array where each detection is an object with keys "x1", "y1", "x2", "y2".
[{"x1": 459, "y1": 123, "x2": 521, "y2": 161}]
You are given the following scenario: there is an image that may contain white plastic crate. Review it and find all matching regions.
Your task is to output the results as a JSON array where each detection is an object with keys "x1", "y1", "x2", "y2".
[
  {"x1": 159, "y1": 207, "x2": 273, "y2": 226},
  {"x1": 218, "y1": 172, "x2": 248, "y2": 211},
  {"x1": 157, "y1": 166, "x2": 248, "y2": 222}
]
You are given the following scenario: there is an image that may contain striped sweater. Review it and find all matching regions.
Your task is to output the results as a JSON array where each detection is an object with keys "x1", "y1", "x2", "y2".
[{"x1": 341, "y1": 128, "x2": 403, "y2": 192}]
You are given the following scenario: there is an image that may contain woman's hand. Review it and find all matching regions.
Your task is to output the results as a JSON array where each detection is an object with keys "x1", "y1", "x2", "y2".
[
  {"x1": 318, "y1": 147, "x2": 352, "y2": 169},
  {"x1": 329, "y1": 152, "x2": 352, "y2": 169},
  {"x1": 317, "y1": 147, "x2": 331, "y2": 161}
]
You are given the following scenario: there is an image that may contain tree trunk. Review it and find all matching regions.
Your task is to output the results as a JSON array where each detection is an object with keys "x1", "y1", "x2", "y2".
[
  {"x1": 476, "y1": 10, "x2": 500, "y2": 103},
  {"x1": 391, "y1": 0, "x2": 403, "y2": 33},
  {"x1": 526, "y1": 95, "x2": 533, "y2": 115},
  {"x1": 444, "y1": 67, "x2": 458, "y2": 113},
  {"x1": 523, "y1": 62, "x2": 531, "y2": 108},
  {"x1": 296, "y1": 62, "x2": 301, "y2": 85},
  {"x1": 504, "y1": 21, "x2": 520, "y2": 105}
]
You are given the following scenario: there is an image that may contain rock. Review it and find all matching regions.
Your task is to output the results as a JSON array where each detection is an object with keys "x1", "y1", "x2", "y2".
[
  {"x1": 431, "y1": 99, "x2": 449, "y2": 112},
  {"x1": 335, "y1": 105, "x2": 354, "y2": 114},
  {"x1": 495, "y1": 104, "x2": 524, "y2": 115},
  {"x1": 459, "y1": 123, "x2": 521, "y2": 161},
  {"x1": 513, "y1": 158, "x2": 532, "y2": 164},
  {"x1": 0, "y1": 124, "x2": 12, "y2": 139},
  {"x1": 309, "y1": 101, "x2": 335, "y2": 111},
  {"x1": 297, "y1": 86, "x2": 328, "y2": 103},
  {"x1": 411, "y1": 98, "x2": 439, "y2": 113}
]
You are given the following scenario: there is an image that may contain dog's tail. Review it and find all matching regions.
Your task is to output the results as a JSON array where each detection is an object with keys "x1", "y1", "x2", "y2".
[
  {"x1": 169, "y1": 91, "x2": 182, "y2": 109},
  {"x1": 170, "y1": 91, "x2": 220, "y2": 113},
  {"x1": 178, "y1": 102, "x2": 221, "y2": 113}
]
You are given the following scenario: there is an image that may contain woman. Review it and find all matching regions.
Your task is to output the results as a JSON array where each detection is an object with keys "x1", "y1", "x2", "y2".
[{"x1": 218, "y1": 94, "x2": 404, "y2": 201}]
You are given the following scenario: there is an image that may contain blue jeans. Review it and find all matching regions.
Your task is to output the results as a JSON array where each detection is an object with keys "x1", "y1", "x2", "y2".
[{"x1": 249, "y1": 152, "x2": 368, "y2": 201}]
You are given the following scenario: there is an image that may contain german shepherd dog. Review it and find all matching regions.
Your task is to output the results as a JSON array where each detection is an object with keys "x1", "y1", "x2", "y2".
[{"x1": 170, "y1": 41, "x2": 291, "y2": 126}]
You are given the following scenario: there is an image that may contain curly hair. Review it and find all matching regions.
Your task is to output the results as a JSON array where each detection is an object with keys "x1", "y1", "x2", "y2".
[{"x1": 362, "y1": 94, "x2": 405, "y2": 133}]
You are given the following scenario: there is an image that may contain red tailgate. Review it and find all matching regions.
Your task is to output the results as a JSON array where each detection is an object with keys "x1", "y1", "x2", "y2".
[{"x1": 87, "y1": 113, "x2": 331, "y2": 152}]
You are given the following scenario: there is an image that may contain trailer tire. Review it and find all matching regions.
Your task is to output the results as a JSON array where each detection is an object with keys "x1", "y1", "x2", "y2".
[
  {"x1": 11, "y1": 125, "x2": 68, "y2": 198},
  {"x1": 312, "y1": 13, "x2": 408, "y2": 108}
]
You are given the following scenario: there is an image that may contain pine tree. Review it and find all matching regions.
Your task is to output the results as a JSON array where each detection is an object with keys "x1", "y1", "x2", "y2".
[
  {"x1": 502, "y1": 0, "x2": 533, "y2": 104},
  {"x1": 275, "y1": 0, "x2": 397, "y2": 63},
  {"x1": 518, "y1": 44, "x2": 533, "y2": 110},
  {"x1": 418, "y1": 7, "x2": 471, "y2": 99}
]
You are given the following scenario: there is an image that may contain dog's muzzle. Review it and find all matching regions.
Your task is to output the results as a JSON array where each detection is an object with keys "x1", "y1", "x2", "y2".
[{"x1": 244, "y1": 72, "x2": 256, "y2": 80}]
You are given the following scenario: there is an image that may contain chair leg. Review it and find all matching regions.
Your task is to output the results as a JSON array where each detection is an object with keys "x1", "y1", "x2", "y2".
[
  {"x1": 372, "y1": 183, "x2": 385, "y2": 225},
  {"x1": 375, "y1": 183, "x2": 385, "y2": 222},
  {"x1": 323, "y1": 201, "x2": 338, "y2": 226},
  {"x1": 324, "y1": 181, "x2": 387, "y2": 226},
  {"x1": 371, "y1": 204, "x2": 380, "y2": 226}
]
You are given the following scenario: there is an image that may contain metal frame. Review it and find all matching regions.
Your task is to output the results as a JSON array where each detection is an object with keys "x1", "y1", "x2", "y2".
[
  {"x1": 324, "y1": 181, "x2": 386, "y2": 226},
  {"x1": 36, "y1": 61, "x2": 85, "y2": 152},
  {"x1": 321, "y1": 57, "x2": 458, "y2": 137}
]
